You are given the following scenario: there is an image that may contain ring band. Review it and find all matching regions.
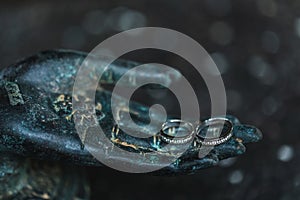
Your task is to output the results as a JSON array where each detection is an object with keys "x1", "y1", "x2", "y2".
[
  {"x1": 159, "y1": 119, "x2": 195, "y2": 145},
  {"x1": 196, "y1": 117, "x2": 233, "y2": 146}
]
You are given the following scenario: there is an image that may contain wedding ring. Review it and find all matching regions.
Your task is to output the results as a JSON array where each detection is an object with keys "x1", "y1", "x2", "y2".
[
  {"x1": 159, "y1": 119, "x2": 195, "y2": 145},
  {"x1": 196, "y1": 117, "x2": 233, "y2": 146}
]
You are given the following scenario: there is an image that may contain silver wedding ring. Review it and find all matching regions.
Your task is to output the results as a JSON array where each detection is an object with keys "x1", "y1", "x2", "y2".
[
  {"x1": 159, "y1": 119, "x2": 195, "y2": 145},
  {"x1": 159, "y1": 117, "x2": 233, "y2": 146},
  {"x1": 196, "y1": 117, "x2": 233, "y2": 146}
]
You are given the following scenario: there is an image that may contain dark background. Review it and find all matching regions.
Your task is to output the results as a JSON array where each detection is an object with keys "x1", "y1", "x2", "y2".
[{"x1": 1, "y1": 0, "x2": 300, "y2": 199}]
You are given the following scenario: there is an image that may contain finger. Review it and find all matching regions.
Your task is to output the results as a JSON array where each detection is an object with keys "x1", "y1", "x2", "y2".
[
  {"x1": 2, "y1": 50, "x2": 182, "y2": 93},
  {"x1": 200, "y1": 115, "x2": 240, "y2": 124},
  {"x1": 152, "y1": 153, "x2": 219, "y2": 176},
  {"x1": 233, "y1": 124, "x2": 263, "y2": 144},
  {"x1": 101, "y1": 61, "x2": 182, "y2": 87},
  {"x1": 213, "y1": 139, "x2": 246, "y2": 160},
  {"x1": 100, "y1": 89, "x2": 166, "y2": 137}
]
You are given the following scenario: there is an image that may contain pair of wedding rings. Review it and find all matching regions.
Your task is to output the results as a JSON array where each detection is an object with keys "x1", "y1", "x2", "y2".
[{"x1": 159, "y1": 117, "x2": 233, "y2": 146}]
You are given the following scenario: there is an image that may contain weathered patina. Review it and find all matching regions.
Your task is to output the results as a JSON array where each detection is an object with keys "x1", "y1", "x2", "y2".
[{"x1": 0, "y1": 50, "x2": 262, "y2": 198}]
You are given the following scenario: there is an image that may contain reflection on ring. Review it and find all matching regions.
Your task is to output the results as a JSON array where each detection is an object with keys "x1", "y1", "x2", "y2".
[
  {"x1": 159, "y1": 119, "x2": 195, "y2": 145},
  {"x1": 196, "y1": 117, "x2": 233, "y2": 146}
]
